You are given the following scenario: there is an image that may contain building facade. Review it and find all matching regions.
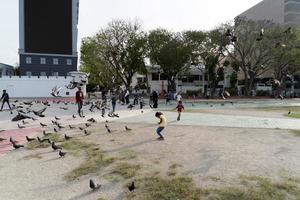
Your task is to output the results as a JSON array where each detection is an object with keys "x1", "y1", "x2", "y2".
[
  {"x1": 19, "y1": 0, "x2": 79, "y2": 76},
  {"x1": 238, "y1": 0, "x2": 300, "y2": 27},
  {"x1": 0, "y1": 63, "x2": 14, "y2": 77}
]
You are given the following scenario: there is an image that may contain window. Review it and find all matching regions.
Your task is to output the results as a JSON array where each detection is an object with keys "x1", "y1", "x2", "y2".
[
  {"x1": 67, "y1": 59, "x2": 72, "y2": 65},
  {"x1": 26, "y1": 71, "x2": 32, "y2": 77},
  {"x1": 152, "y1": 73, "x2": 159, "y2": 81},
  {"x1": 40, "y1": 58, "x2": 46, "y2": 64},
  {"x1": 53, "y1": 58, "x2": 59, "y2": 65},
  {"x1": 26, "y1": 57, "x2": 32, "y2": 64},
  {"x1": 40, "y1": 72, "x2": 46, "y2": 76},
  {"x1": 52, "y1": 72, "x2": 59, "y2": 76}
]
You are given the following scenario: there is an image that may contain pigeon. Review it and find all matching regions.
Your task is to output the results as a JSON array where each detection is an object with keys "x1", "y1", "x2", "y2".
[
  {"x1": 18, "y1": 124, "x2": 25, "y2": 129},
  {"x1": 256, "y1": 28, "x2": 264, "y2": 41},
  {"x1": 0, "y1": 138, "x2": 6, "y2": 142},
  {"x1": 64, "y1": 134, "x2": 72, "y2": 140},
  {"x1": 59, "y1": 150, "x2": 66, "y2": 157},
  {"x1": 12, "y1": 113, "x2": 31, "y2": 122},
  {"x1": 79, "y1": 127, "x2": 84, "y2": 131},
  {"x1": 225, "y1": 29, "x2": 232, "y2": 36},
  {"x1": 57, "y1": 124, "x2": 65, "y2": 129},
  {"x1": 43, "y1": 131, "x2": 51, "y2": 136},
  {"x1": 52, "y1": 120, "x2": 57, "y2": 125},
  {"x1": 85, "y1": 123, "x2": 91, "y2": 127},
  {"x1": 87, "y1": 118, "x2": 96, "y2": 123},
  {"x1": 54, "y1": 128, "x2": 58, "y2": 133},
  {"x1": 59, "y1": 107, "x2": 68, "y2": 110},
  {"x1": 55, "y1": 116, "x2": 61, "y2": 120},
  {"x1": 26, "y1": 136, "x2": 36, "y2": 142},
  {"x1": 105, "y1": 124, "x2": 109, "y2": 129},
  {"x1": 89, "y1": 179, "x2": 101, "y2": 190},
  {"x1": 31, "y1": 117, "x2": 37, "y2": 121},
  {"x1": 231, "y1": 36, "x2": 237, "y2": 42},
  {"x1": 22, "y1": 120, "x2": 29, "y2": 125},
  {"x1": 37, "y1": 136, "x2": 50, "y2": 143},
  {"x1": 51, "y1": 86, "x2": 62, "y2": 97},
  {"x1": 84, "y1": 130, "x2": 90, "y2": 136},
  {"x1": 10, "y1": 137, "x2": 17, "y2": 144},
  {"x1": 125, "y1": 126, "x2": 132, "y2": 131},
  {"x1": 51, "y1": 142, "x2": 62, "y2": 151},
  {"x1": 128, "y1": 181, "x2": 135, "y2": 192},
  {"x1": 69, "y1": 125, "x2": 75, "y2": 129},
  {"x1": 40, "y1": 122, "x2": 47, "y2": 127},
  {"x1": 32, "y1": 107, "x2": 47, "y2": 117},
  {"x1": 113, "y1": 113, "x2": 119, "y2": 118},
  {"x1": 72, "y1": 115, "x2": 76, "y2": 119},
  {"x1": 12, "y1": 142, "x2": 24, "y2": 149},
  {"x1": 288, "y1": 111, "x2": 291, "y2": 115},
  {"x1": 107, "y1": 128, "x2": 111, "y2": 133}
]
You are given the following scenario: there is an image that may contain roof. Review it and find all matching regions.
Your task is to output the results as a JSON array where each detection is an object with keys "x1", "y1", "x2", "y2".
[{"x1": 0, "y1": 63, "x2": 14, "y2": 70}]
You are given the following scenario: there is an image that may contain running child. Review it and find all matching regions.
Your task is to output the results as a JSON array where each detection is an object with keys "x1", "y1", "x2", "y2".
[
  {"x1": 176, "y1": 100, "x2": 184, "y2": 121},
  {"x1": 155, "y1": 112, "x2": 167, "y2": 140}
]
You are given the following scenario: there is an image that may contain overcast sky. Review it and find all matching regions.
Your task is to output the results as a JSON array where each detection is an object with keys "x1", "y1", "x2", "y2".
[{"x1": 0, "y1": 0, "x2": 262, "y2": 66}]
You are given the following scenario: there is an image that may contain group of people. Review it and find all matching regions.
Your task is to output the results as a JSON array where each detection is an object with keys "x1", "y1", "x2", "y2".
[{"x1": 0, "y1": 86, "x2": 183, "y2": 142}]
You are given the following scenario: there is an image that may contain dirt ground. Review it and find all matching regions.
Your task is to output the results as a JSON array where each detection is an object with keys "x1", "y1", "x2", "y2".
[{"x1": 0, "y1": 117, "x2": 299, "y2": 200}]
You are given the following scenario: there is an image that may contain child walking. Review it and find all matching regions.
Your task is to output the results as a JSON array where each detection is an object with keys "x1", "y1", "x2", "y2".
[
  {"x1": 176, "y1": 100, "x2": 184, "y2": 121},
  {"x1": 155, "y1": 112, "x2": 167, "y2": 140}
]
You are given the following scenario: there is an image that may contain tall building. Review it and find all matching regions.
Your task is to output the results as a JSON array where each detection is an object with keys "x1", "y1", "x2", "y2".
[
  {"x1": 238, "y1": 0, "x2": 300, "y2": 27},
  {"x1": 19, "y1": 0, "x2": 79, "y2": 76}
]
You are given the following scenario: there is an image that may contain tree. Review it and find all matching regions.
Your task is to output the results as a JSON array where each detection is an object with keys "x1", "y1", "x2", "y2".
[
  {"x1": 148, "y1": 29, "x2": 192, "y2": 92},
  {"x1": 82, "y1": 20, "x2": 147, "y2": 89},
  {"x1": 80, "y1": 37, "x2": 122, "y2": 89},
  {"x1": 270, "y1": 27, "x2": 300, "y2": 83},
  {"x1": 221, "y1": 18, "x2": 281, "y2": 96}
]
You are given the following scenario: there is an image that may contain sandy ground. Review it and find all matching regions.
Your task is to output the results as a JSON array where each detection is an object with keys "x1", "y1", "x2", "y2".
[
  {"x1": 0, "y1": 99, "x2": 299, "y2": 200},
  {"x1": 0, "y1": 119, "x2": 299, "y2": 200}
]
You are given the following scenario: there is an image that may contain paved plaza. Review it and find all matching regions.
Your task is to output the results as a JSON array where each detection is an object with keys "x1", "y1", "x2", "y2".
[{"x1": 0, "y1": 98, "x2": 299, "y2": 200}]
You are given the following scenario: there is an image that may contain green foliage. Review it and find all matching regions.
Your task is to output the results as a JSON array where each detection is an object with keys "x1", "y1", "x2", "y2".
[
  {"x1": 148, "y1": 29, "x2": 192, "y2": 92},
  {"x1": 80, "y1": 20, "x2": 147, "y2": 89}
]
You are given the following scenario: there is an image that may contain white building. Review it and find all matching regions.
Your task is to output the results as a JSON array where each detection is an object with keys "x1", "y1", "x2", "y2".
[
  {"x1": 0, "y1": 71, "x2": 87, "y2": 98},
  {"x1": 132, "y1": 65, "x2": 232, "y2": 96}
]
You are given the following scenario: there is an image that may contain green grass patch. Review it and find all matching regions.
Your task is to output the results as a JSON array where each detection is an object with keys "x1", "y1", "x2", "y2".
[
  {"x1": 64, "y1": 147, "x2": 115, "y2": 181},
  {"x1": 26, "y1": 133, "x2": 61, "y2": 150},
  {"x1": 127, "y1": 177, "x2": 201, "y2": 200},
  {"x1": 118, "y1": 149, "x2": 137, "y2": 160},
  {"x1": 286, "y1": 113, "x2": 300, "y2": 119},
  {"x1": 256, "y1": 106, "x2": 300, "y2": 112},
  {"x1": 60, "y1": 139, "x2": 92, "y2": 156},
  {"x1": 127, "y1": 175, "x2": 300, "y2": 200},
  {"x1": 111, "y1": 163, "x2": 141, "y2": 179},
  {"x1": 292, "y1": 130, "x2": 300, "y2": 137}
]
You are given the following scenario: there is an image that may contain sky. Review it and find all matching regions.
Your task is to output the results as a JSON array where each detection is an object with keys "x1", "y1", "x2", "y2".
[{"x1": 0, "y1": 0, "x2": 262, "y2": 66}]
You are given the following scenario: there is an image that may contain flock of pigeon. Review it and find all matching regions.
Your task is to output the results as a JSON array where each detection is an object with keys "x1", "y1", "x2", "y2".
[{"x1": 0, "y1": 98, "x2": 137, "y2": 193}]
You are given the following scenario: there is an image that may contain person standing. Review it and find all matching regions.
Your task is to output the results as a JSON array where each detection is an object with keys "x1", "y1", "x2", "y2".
[
  {"x1": 111, "y1": 92, "x2": 117, "y2": 113},
  {"x1": 124, "y1": 89, "x2": 130, "y2": 105},
  {"x1": 76, "y1": 87, "x2": 84, "y2": 117},
  {"x1": 176, "y1": 100, "x2": 184, "y2": 121},
  {"x1": 0, "y1": 90, "x2": 12, "y2": 111},
  {"x1": 155, "y1": 112, "x2": 167, "y2": 140},
  {"x1": 152, "y1": 91, "x2": 158, "y2": 108}
]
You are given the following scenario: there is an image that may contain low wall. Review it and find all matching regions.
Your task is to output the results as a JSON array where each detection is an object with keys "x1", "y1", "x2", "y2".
[{"x1": 0, "y1": 76, "x2": 86, "y2": 98}]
